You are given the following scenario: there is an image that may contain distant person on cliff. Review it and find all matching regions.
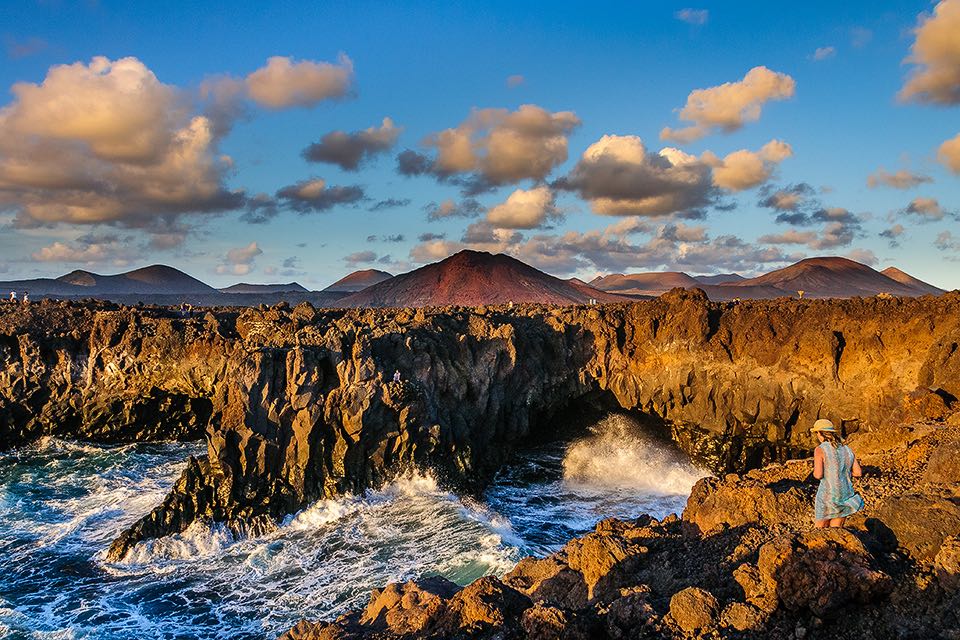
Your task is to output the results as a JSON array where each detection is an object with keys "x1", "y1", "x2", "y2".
[
  {"x1": 9, "y1": 291, "x2": 16, "y2": 303},
  {"x1": 812, "y1": 419, "x2": 863, "y2": 528},
  {"x1": 22, "y1": 291, "x2": 29, "y2": 304},
  {"x1": 393, "y1": 370, "x2": 401, "y2": 383}
]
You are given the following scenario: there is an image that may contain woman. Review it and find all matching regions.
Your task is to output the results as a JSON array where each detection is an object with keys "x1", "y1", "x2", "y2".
[{"x1": 812, "y1": 418, "x2": 864, "y2": 528}]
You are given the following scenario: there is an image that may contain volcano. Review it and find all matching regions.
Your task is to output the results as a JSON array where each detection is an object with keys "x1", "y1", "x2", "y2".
[{"x1": 340, "y1": 250, "x2": 626, "y2": 307}]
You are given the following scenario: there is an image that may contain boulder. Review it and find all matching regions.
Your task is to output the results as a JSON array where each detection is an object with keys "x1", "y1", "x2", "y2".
[
  {"x1": 934, "y1": 536, "x2": 960, "y2": 590},
  {"x1": 924, "y1": 438, "x2": 960, "y2": 485},
  {"x1": 720, "y1": 601, "x2": 767, "y2": 632},
  {"x1": 736, "y1": 529, "x2": 892, "y2": 617},
  {"x1": 520, "y1": 604, "x2": 595, "y2": 640},
  {"x1": 358, "y1": 576, "x2": 459, "y2": 635},
  {"x1": 437, "y1": 576, "x2": 530, "y2": 635},
  {"x1": 504, "y1": 556, "x2": 590, "y2": 610},
  {"x1": 604, "y1": 587, "x2": 660, "y2": 640},
  {"x1": 874, "y1": 484, "x2": 960, "y2": 561},
  {"x1": 683, "y1": 463, "x2": 812, "y2": 533},
  {"x1": 668, "y1": 586, "x2": 719, "y2": 633}
]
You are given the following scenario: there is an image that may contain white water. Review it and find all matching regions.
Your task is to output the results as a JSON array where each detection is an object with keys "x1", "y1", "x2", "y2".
[{"x1": 0, "y1": 414, "x2": 706, "y2": 639}]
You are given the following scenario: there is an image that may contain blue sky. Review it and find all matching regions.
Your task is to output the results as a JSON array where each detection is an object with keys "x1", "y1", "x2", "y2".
[{"x1": 1, "y1": 0, "x2": 958, "y2": 288}]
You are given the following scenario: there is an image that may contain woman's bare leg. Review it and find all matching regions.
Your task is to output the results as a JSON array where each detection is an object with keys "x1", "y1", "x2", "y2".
[
  {"x1": 828, "y1": 517, "x2": 846, "y2": 528},
  {"x1": 815, "y1": 519, "x2": 830, "y2": 528}
]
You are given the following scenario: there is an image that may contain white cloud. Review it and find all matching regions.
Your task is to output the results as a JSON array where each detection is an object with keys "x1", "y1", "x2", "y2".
[
  {"x1": 899, "y1": 0, "x2": 960, "y2": 105},
  {"x1": 486, "y1": 186, "x2": 559, "y2": 229},
  {"x1": 939, "y1": 132, "x2": 960, "y2": 173},
  {"x1": 557, "y1": 135, "x2": 713, "y2": 216},
  {"x1": 866, "y1": 167, "x2": 933, "y2": 189},
  {"x1": 245, "y1": 55, "x2": 354, "y2": 109},
  {"x1": 703, "y1": 140, "x2": 792, "y2": 191},
  {"x1": 0, "y1": 56, "x2": 241, "y2": 231},
  {"x1": 216, "y1": 241, "x2": 262, "y2": 275},
  {"x1": 905, "y1": 196, "x2": 946, "y2": 220},
  {"x1": 660, "y1": 66, "x2": 796, "y2": 143},
  {"x1": 405, "y1": 104, "x2": 581, "y2": 190}
]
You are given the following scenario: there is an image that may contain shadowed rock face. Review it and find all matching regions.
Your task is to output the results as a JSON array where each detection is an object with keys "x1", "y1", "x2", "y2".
[{"x1": 1, "y1": 291, "x2": 959, "y2": 560}]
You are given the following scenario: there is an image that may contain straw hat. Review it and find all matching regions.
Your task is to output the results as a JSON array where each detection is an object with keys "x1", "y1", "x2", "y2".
[{"x1": 810, "y1": 418, "x2": 837, "y2": 433}]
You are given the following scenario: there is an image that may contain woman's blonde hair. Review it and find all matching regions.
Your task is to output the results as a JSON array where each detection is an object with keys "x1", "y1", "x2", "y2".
[{"x1": 819, "y1": 430, "x2": 844, "y2": 449}]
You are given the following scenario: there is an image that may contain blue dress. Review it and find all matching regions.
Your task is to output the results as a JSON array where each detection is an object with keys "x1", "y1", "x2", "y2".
[{"x1": 814, "y1": 442, "x2": 864, "y2": 521}]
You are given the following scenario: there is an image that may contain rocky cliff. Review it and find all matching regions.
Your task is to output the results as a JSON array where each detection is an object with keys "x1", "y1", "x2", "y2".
[
  {"x1": 280, "y1": 418, "x2": 960, "y2": 639},
  {"x1": 1, "y1": 291, "x2": 958, "y2": 561}
]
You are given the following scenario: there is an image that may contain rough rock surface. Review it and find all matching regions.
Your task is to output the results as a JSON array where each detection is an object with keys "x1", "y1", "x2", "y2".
[
  {"x1": 280, "y1": 422, "x2": 960, "y2": 639},
  {"x1": 2, "y1": 292, "x2": 960, "y2": 559}
]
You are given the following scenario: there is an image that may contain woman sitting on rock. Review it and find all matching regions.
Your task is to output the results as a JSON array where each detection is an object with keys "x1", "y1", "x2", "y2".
[{"x1": 812, "y1": 419, "x2": 864, "y2": 528}]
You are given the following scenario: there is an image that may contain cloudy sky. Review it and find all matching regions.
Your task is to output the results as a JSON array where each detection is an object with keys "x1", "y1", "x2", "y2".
[{"x1": 1, "y1": 1, "x2": 959, "y2": 288}]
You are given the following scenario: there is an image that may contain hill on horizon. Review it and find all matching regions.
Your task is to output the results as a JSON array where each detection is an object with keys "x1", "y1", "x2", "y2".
[
  {"x1": 340, "y1": 250, "x2": 627, "y2": 308},
  {"x1": 220, "y1": 282, "x2": 309, "y2": 294},
  {"x1": 720, "y1": 256, "x2": 935, "y2": 299},
  {"x1": 323, "y1": 269, "x2": 394, "y2": 293},
  {"x1": 589, "y1": 272, "x2": 701, "y2": 297},
  {"x1": 1, "y1": 265, "x2": 215, "y2": 296}
]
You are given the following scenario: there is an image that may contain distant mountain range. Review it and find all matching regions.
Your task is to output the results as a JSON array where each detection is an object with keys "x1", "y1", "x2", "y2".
[
  {"x1": 0, "y1": 253, "x2": 947, "y2": 307},
  {"x1": 589, "y1": 257, "x2": 945, "y2": 301}
]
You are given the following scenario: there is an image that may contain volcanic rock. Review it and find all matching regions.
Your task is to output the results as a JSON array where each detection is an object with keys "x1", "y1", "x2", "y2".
[
  {"x1": 874, "y1": 484, "x2": 960, "y2": 561},
  {"x1": 668, "y1": 586, "x2": 719, "y2": 632},
  {"x1": 735, "y1": 529, "x2": 892, "y2": 617}
]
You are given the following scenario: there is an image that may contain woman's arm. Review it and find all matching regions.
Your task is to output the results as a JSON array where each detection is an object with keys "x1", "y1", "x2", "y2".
[
  {"x1": 852, "y1": 455, "x2": 863, "y2": 478},
  {"x1": 813, "y1": 446, "x2": 824, "y2": 480}
]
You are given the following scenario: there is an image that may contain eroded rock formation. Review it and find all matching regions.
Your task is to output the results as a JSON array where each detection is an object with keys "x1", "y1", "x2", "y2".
[{"x1": 1, "y1": 291, "x2": 959, "y2": 560}]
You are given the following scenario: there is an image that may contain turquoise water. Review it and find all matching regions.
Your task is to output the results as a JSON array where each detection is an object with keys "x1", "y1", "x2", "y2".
[{"x1": 0, "y1": 415, "x2": 703, "y2": 639}]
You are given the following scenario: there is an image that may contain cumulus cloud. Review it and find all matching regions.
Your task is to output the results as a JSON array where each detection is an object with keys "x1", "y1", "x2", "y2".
[
  {"x1": 660, "y1": 66, "x2": 796, "y2": 143},
  {"x1": 703, "y1": 140, "x2": 792, "y2": 191},
  {"x1": 417, "y1": 232, "x2": 445, "y2": 242},
  {"x1": 216, "y1": 241, "x2": 262, "y2": 276},
  {"x1": 31, "y1": 233, "x2": 136, "y2": 265},
  {"x1": 880, "y1": 223, "x2": 905, "y2": 248},
  {"x1": 866, "y1": 167, "x2": 933, "y2": 189},
  {"x1": 812, "y1": 46, "x2": 836, "y2": 61},
  {"x1": 846, "y1": 248, "x2": 878, "y2": 266},
  {"x1": 758, "y1": 183, "x2": 816, "y2": 211},
  {"x1": 939, "y1": 132, "x2": 960, "y2": 173},
  {"x1": 424, "y1": 198, "x2": 483, "y2": 221},
  {"x1": 246, "y1": 54, "x2": 354, "y2": 109},
  {"x1": 899, "y1": 0, "x2": 960, "y2": 105},
  {"x1": 486, "y1": 186, "x2": 560, "y2": 229},
  {"x1": 302, "y1": 117, "x2": 402, "y2": 170},
  {"x1": 275, "y1": 178, "x2": 365, "y2": 213},
  {"x1": 757, "y1": 230, "x2": 818, "y2": 245},
  {"x1": 556, "y1": 135, "x2": 713, "y2": 216},
  {"x1": 936, "y1": 230, "x2": 960, "y2": 252},
  {"x1": 759, "y1": 221, "x2": 855, "y2": 250},
  {"x1": 402, "y1": 104, "x2": 580, "y2": 192},
  {"x1": 675, "y1": 9, "x2": 708, "y2": 25},
  {"x1": 905, "y1": 196, "x2": 951, "y2": 221},
  {"x1": 506, "y1": 75, "x2": 525, "y2": 88},
  {"x1": 0, "y1": 56, "x2": 242, "y2": 232}
]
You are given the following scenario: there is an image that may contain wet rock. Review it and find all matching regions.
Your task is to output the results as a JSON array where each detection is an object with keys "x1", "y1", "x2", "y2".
[
  {"x1": 736, "y1": 529, "x2": 892, "y2": 617},
  {"x1": 874, "y1": 484, "x2": 960, "y2": 561},
  {"x1": 669, "y1": 586, "x2": 719, "y2": 633}
]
